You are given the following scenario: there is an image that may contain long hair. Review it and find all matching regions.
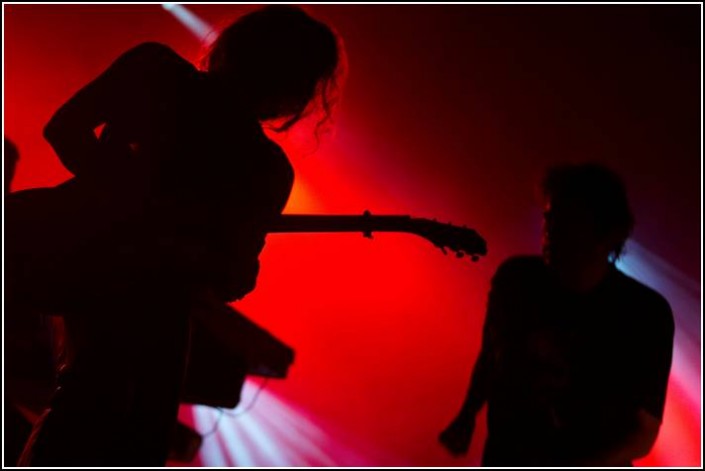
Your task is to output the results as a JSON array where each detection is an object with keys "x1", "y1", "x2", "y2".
[{"x1": 204, "y1": 6, "x2": 346, "y2": 136}]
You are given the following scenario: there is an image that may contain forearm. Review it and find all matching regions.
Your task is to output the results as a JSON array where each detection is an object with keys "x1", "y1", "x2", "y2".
[
  {"x1": 575, "y1": 409, "x2": 660, "y2": 466},
  {"x1": 42, "y1": 44, "x2": 139, "y2": 176},
  {"x1": 44, "y1": 116, "x2": 103, "y2": 176},
  {"x1": 456, "y1": 349, "x2": 491, "y2": 419}
]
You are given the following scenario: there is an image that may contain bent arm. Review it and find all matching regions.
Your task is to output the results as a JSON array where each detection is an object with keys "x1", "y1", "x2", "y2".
[
  {"x1": 453, "y1": 268, "x2": 508, "y2": 422},
  {"x1": 455, "y1": 346, "x2": 492, "y2": 421},
  {"x1": 438, "y1": 297, "x2": 497, "y2": 456},
  {"x1": 44, "y1": 71, "x2": 116, "y2": 175},
  {"x1": 578, "y1": 408, "x2": 661, "y2": 466},
  {"x1": 43, "y1": 42, "x2": 174, "y2": 176}
]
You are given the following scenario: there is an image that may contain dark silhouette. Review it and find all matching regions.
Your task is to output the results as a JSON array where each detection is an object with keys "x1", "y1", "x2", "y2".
[
  {"x1": 439, "y1": 163, "x2": 674, "y2": 466},
  {"x1": 6, "y1": 6, "x2": 344, "y2": 466},
  {"x1": 5, "y1": 137, "x2": 19, "y2": 192},
  {"x1": 4, "y1": 138, "x2": 62, "y2": 467}
]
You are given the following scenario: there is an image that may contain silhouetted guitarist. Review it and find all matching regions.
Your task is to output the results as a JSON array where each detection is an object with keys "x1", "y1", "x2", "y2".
[{"x1": 9, "y1": 6, "x2": 344, "y2": 466}]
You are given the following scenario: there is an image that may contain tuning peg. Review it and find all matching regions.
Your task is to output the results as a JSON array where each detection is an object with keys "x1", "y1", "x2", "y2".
[
  {"x1": 471, "y1": 255, "x2": 479, "y2": 262},
  {"x1": 456, "y1": 251, "x2": 465, "y2": 258}
]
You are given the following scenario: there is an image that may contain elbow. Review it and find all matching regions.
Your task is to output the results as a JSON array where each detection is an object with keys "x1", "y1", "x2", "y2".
[
  {"x1": 43, "y1": 111, "x2": 101, "y2": 176},
  {"x1": 43, "y1": 104, "x2": 85, "y2": 146},
  {"x1": 42, "y1": 117, "x2": 73, "y2": 170},
  {"x1": 43, "y1": 113, "x2": 68, "y2": 147},
  {"x1": 636, "y1": 428, "x2": 660, "y2": 459},
  {"x1": 43, "y1": 118, "x2": 60, "y2": 144},
  {"x1": 632, "y1": 410, "x2": 662, "y2": 460}
]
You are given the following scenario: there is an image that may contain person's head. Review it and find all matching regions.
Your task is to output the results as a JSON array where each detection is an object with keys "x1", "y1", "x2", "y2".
[
  {"x1": 4, "y1": 137, "x2": 19, "y2": 194},
  {"x1": 540, "y1": 163, "x2": 634, "y2": 276},
  {"x1": 205, "y1": 5, "x2": 345, "y2": 133}
]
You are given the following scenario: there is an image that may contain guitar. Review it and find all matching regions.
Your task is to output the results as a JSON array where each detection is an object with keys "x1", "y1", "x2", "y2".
[
  {"x1": 184, "y1": 212, "x2": 486, "y2": 409},
  {"x1": 6, "y1": 183, "x2": 487, "y2": 312},
  {"x1": 269, "y1": 211, "x2": 487, "y2": 261}
]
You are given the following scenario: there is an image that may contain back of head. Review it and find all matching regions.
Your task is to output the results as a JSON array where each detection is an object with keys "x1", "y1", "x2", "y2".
[
  {"x1": 205, "y1": 6, "x2": 344, "y2": 132},
  {"x1": 540, "y1": 162, "x2": 634, "y2": 261}
]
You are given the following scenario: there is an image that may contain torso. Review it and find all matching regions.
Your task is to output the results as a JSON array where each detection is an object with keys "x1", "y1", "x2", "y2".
[{"x1": 483, "y1": 256, "x2": 673, "y2": 466}]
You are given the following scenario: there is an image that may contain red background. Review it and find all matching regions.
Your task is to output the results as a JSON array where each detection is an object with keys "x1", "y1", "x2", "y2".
[{"x1": 4, "y1": 4, "x2": 701, "y2": 466}]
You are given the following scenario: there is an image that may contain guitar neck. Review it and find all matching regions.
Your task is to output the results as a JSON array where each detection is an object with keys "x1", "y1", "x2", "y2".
[
  {"x1": 267, "y1": 212, "x2": 488, "y2": 260},
  {"x1": 268, "y1": 213, "x2": 412, "y2": 236}
]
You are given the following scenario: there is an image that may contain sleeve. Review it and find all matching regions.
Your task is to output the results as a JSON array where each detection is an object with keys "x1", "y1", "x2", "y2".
[
  {"x1": 634, "y1": 293, "x2": 675, "y2": 421},
  {"x1": 483, "y1": 260, "x2": 514, "y2": 349},
  {"x1": 461, "y1": 257, "x2": 521, "y2": 411},
  {"x1": 481, "y1": 256, "x2": 532, "y2": 348},
  {"x1": 462, "y1": 273, "x2": 503, "y2": 410}
]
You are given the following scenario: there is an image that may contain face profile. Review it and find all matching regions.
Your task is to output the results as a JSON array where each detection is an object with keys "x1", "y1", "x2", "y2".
[{"x1": 7, "y1": 5, "x2": 346, "y2": 467}]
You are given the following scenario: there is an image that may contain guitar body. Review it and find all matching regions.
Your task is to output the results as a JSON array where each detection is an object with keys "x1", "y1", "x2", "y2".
[
  {"x1": 182, "y1": 301, "x2": 295, "y2": 408},
  {"x1": 5, "y1": 176, "x2": 150, "y2": 313},
  {"x1": 6, "y1": 180, "x2": 485, "y2": 411},
  {"x1": 6, "y1": 181, "x2": 78, "y2": 309},
  {"x1": 6, "y1": 184, "x2": 488, "y2": 315},
  {"x1": 8, "y1": 179, "x2": 92, "y2": 252}
]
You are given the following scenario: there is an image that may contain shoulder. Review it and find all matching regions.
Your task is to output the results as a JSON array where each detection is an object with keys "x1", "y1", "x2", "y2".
[
  {"x1": 614, "y1": 269, "x2": 675, "y2": 335},
  {"x1": 109, "y1": 42, "x2": 197, "y2": 81},
  {"x1": 492, "y1": 255, "x2": 546, "y2": 286},
  {"x1": 117, "y1": 42, "x2": 185, "y2": 64}
]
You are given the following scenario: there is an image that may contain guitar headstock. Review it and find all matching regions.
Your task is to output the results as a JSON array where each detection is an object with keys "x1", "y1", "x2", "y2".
[{"x1": 409, "y1": 218, "x2": 488, "y2": 261}]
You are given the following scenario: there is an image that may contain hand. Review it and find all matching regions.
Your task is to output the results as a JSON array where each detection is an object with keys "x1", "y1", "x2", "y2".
[
  {"x1": 439, "y1": 416, "x2": 475, "y2": 457},
  {"x1": 201, "y1": 256, "x2": 258, "y2": 303}
]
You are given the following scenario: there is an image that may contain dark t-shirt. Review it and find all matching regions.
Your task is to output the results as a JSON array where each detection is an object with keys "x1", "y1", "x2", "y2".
[{"x1": 481, "y1": 256, "x2": 674, "y2": 466}]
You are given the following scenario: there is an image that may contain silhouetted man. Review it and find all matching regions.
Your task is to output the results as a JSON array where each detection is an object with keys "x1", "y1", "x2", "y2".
[{"x1": 439, "y1": 163, "x2": 674, "y2": 466}]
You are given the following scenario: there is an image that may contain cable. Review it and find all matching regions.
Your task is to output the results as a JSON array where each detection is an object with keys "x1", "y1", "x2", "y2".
[
  {"x1": 200, "y1": 377, "x2": 270, "y2": 438},
  {"x1": 200, "y1": 408, "x2": 225, "y2": 438},
  {"x1": 220, "y1": 377, "x2": 270, "y2": 418}
]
